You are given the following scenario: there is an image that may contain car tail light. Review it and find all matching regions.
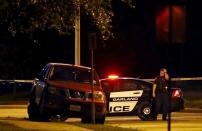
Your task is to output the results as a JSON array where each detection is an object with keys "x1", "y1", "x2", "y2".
[{"x1": 172, "y1": 89, "x2": 182, "y2": 98}]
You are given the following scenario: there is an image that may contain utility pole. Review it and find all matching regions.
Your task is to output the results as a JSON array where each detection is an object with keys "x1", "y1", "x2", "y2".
[
  {"x1": 75, "y1": 0, "x2": 80, "y2": 65},
  {"x1": 168, "y1": 0, "x2": 173, "y2": 130},
  {"x1": 89, "y1": 33, "x2": 96, "y2": 124}
]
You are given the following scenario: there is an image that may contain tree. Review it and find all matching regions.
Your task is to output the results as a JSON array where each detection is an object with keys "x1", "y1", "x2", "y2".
[
  {"x1": 0, "y1": 0, "x2": 134, "y2": 40},
  {"x1": 0, "y1": 0, "x2": 135, "y2": 79}
]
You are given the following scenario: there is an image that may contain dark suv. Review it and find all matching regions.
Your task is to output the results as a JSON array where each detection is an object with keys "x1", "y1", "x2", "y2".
[{"x1": 27, "y1": 63, "x2": 106, "y2": 123}]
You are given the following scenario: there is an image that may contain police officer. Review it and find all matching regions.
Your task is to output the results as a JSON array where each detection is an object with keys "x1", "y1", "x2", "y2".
[{"x1": 152, "y1": 68, "x2": 169, "y2": 120}]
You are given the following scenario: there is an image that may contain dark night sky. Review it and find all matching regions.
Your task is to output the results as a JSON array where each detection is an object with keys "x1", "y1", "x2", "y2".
[
  {"x1": 91, "y1": 0, "x2": 202, "y2": 78},
  {"x1": 0, "y1": 0, "x2": 202, "y2": 79}
]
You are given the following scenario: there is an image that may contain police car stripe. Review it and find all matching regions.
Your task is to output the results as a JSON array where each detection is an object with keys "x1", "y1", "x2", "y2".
[
  {"x1": 109, "y1": 101, "x2": 137, "y2": 113},
  {"x1": 110, "y1": 97, "x2": 138, "y2": 102},
  {"x1": 109, "y1": 90, "x2": 143, "y2": 113},
  {"x1": 110, "y1": 90, "x2": 143, "y2": 98}
]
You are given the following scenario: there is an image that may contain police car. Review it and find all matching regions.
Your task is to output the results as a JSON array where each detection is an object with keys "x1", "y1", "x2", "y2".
[{"x1": 100, "y1": 75, "x2": 184, "y2": 120}]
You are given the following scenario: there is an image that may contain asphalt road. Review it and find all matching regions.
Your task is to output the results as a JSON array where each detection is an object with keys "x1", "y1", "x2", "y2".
[
  {"x1": 105, "y1": 112, "x2": 202, "y2": 131},
  {"x1": 0, "y1": 105, "x2": 202, "y2": 131}
]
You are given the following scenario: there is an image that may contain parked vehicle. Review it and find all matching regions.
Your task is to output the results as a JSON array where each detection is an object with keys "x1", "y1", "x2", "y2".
[
  {"x1": 100, "y1": 75, "x2": 184, "y2": 120},
  {"x1": 28, "y1": 63, "x2": 106, "y2": 123}
]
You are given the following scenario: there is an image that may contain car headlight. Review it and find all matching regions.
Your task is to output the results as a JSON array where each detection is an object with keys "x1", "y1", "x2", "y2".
[{"x1": 88, "y1": 91, "x2": 105, "y2": 102}]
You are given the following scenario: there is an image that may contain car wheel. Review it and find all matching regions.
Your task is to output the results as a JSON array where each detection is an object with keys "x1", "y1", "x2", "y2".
[
  {"x1": 50, "y1": 115, "x2": 68, "y2": 122},
  {"x1": 95, "y1": 114, "x2": 106, "y2": 124},
  {"x1": 137, "y1": 101, "x2": 153, "y2": 120},
  {"x1": 38, "y1": 92, "x2": 50, "y2": 121},
  {"x1": 81, "y1": 111, "x2": 92, "y2": 123},
  {"x1": 81, "y1": 111, "x2": 106, "y2": 124},
  {"x1": 59, "y1": 116, "x2": 68, "y2": 122},
  {"x1": 27, "y1": 102, "x2": 40, "y2": 121},
  {"x1": 28, "y1": 88, "x2": 41, "y2": 121}
]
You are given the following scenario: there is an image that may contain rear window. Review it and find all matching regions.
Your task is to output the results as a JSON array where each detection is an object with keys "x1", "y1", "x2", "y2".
[
  {"x1": 101, "y1": 79, "x2": 142, "y2": 92},
  {"x1": 49, "y1": 66, "x2": 99, "y2": 85}
]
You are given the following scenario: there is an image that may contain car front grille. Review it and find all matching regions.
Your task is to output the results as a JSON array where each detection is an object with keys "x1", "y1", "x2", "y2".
[
  {"x1": 49, "y1": 87, "x2": 86, "y2": 99},
  {"x1": 69, "y1": 90, "x2": 85, "y2": 99},
  {"x1": 65, "y1": 89, "x2": 85, "y2": 99}
]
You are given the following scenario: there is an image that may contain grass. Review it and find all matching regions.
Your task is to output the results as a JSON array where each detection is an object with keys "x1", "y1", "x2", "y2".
[
  {"x1": 0, "y1": 92, "x2": 28, "y2": 105},
  {"x1": 0, "y1": 119, "x2": 139, "y2": 131},
  {"x1": 0, "y1": 121, "x2": 29, "y2": 131},
  {"x1": 69, "y1": 122, "x2": 139, "y2": 131},
  {"x1": 185, "y1": 100, "x2": 202, "y2": 108},
  {"x1": 183, "y1": 91, "x2": 202, "y2": 108}
]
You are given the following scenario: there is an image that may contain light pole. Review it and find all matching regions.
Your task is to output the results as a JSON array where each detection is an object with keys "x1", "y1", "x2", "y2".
[
  {"x1": 89, "y1": 33, "x2": 96, "y2": 124},
  {"x1": 75, "y1": 0, "x2": 80, "y2": 65}
]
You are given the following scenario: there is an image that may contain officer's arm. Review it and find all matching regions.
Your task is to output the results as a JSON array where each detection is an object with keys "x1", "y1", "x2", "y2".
[
  {"x1": 165, "y1": 73, "x2": 169, "y2": 80},
  {"x1": 152, "y1": 84, "x2": 156, "y2": 98},
  {"x1": 164, "y1": 69, "x2": 169, "y2": 80}
]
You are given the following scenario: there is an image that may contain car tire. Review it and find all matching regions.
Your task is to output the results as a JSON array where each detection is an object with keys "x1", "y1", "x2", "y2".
[
  {"x1": 137, "y1": 101, "x2": 154, "y2": 121},
  {"x1": 81, "y1": 108, "x2": 106, "y2": 124},
  {"x1": 38, "y1": 92, "x2": 50, "y2": 121},
  {"x1": 28, "y1": 88, "x2": 41, "y2": 121},
  {"x1": 81, "y1": 116, "x2": 91, "y2": 123},
  {"x1": 50, "y1": 114, "x2": 68, "y2": 122},
  {"x1": 95, "y1": 114, "x2": 106, "y2": 124},
  {"x1": 59, "y1": 116, "x2": 68, "y2": 122},
  {"x1": 28, "y1": 102, "x2": 40, "y2": 121},
  {"x1": 81, "y1": 110, "x2": 92, "y2": 123}
]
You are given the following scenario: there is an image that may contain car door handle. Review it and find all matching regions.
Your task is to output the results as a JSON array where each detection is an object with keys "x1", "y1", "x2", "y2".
[{"x1": 133, "y1": 92, "x2": 140, "y2": 94}]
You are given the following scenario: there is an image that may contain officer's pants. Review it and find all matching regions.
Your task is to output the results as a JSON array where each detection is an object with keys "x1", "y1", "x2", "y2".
[{"x1": 155, "y1": 92, "x2": 169, "y2": 119}]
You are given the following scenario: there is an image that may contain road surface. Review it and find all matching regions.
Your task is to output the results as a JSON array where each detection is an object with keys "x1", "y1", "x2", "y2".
[{"x1": 0, "y1": 105, "x2": 202, "y2": 131}]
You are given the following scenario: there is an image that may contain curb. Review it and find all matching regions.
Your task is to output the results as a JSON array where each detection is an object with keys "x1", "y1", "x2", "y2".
[
  {"x1": 0, "y1": 105, "x2": 27, "y2": 109},
  {"x1": 182, "y1": 108, "x2": 202, "y2": 113}
]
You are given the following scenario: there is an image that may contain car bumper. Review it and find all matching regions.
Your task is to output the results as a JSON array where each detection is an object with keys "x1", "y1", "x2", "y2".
[
  {"x1": 171, "y1": 97, "x2": 184, "y2": 112},
  {"x1": 43, "y1": 93, "x2": 106, "y2": 117}
]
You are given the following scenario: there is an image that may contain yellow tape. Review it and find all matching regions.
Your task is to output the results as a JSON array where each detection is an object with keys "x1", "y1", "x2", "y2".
[
  {"x1": 0, "y1": 80, "x2": 33, "y2": 83},
  {"x1": 1, "y1": 77, "x2": 202, "y2": 84},
  {"x1": 143, "y1": 77, "x2": 202, "y2": 81}
]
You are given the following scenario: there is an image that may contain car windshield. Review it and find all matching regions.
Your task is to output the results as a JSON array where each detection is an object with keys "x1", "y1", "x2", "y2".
[{"x1": 49, "y1": 66, "x2": 98, "y2": 84}]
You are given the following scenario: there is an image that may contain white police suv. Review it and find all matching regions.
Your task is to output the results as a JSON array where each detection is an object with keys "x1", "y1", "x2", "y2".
[{"x1": 100, "y1": 75, "x2": 184, "y2": 120}]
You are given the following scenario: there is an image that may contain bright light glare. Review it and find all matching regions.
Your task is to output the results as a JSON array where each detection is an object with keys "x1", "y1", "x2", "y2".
[
  {"x1": 108, "y1": 75, "x2": 119, "y2": 79},
  {"x1": 172, "y1": 90, "x2": 180, "y2": 97}
]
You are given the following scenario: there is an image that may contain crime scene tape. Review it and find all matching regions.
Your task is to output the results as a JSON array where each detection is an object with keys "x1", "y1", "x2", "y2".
[
  {"x1": 0, "y1": 77, "x2": 202, "y2": 84},
  {"x1": 143, "y1": 77, "x2": 202, "y2": 82},
  {"x1": 0, "y1": 80, "x2": 33, "y2": 83}
]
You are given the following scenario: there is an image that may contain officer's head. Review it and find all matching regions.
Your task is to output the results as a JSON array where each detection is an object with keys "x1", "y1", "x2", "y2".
[{"x1": 160, "y1": 68, "x2": 167, "y2": 77}]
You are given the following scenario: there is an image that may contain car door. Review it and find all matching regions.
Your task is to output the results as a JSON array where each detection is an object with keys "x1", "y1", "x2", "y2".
[
  {"x1": 35, "y1": 65, "x2": 51, "y2": 105},
  {"x1": 103, "y1": 79, "x2": 144, "y2": 114}
]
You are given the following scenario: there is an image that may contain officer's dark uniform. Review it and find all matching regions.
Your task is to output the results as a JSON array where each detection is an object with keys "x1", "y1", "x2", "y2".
[{"x1": 154, "y1": 76, "x2": 169, "y2": 120}]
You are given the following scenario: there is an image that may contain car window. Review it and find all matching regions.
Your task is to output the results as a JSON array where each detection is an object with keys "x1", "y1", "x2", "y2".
[
  {"x1": 118, "y1": 79, "x2": 141, "y2": 91},
  {"x1": 50, "y1": 66, "x2": 74, "y2": 81},
  {"x1": 49, "y1": 66, "x2": 99, "y2": 85},
  {"x1": 136, "y1": 80, "x2": 152, "y2": 91},
  {"x1": 101, "y1": 79, "x2": 142, "y2": 92},
  {"x1": 38, "y1": 64, "x2": 50, "y2": 79},
  {"x1": 101, "y1": 80, "x2": 117, "y2": 92}
]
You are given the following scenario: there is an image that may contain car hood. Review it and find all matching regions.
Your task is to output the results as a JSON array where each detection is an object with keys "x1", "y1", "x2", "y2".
[{"x1": 47, "y1": 80, "x2": 101, "y2": 92}]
